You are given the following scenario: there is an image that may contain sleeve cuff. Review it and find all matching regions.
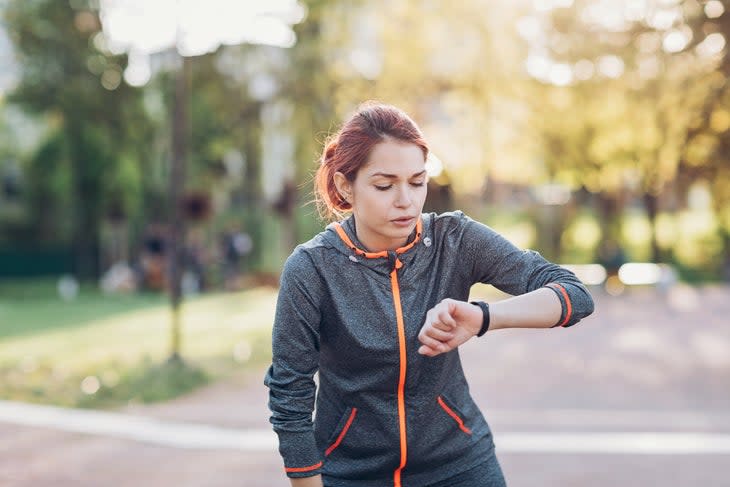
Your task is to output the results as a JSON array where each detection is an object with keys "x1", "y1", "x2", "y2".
[
  {"x1": 544, "y1": 283, "x2": 573, "y2": 327},
  {"x1": 285, "y1": 461, "x2": 323, "y2": 478},
  {"x1": 275, "y1": 429, "x2": 323, "y2": 478}
]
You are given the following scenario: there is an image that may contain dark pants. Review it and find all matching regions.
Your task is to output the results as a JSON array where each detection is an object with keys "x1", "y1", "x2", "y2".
[
  {"x1": 423, "y1": 452, "x2": 507, "y2": 487},
  {"x1": 323, "y1": 452, "x2": 507, "y2": 487}
]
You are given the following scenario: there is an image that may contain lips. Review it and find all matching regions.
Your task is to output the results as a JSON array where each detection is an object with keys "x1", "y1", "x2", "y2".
[{"x1": 391, "y1": 217, "x2": 415, "y2": 227}]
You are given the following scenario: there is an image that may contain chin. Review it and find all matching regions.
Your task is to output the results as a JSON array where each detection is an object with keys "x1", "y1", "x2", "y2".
[{"x1": 390, "y1": 222, "x2": 416, "y2": 236}]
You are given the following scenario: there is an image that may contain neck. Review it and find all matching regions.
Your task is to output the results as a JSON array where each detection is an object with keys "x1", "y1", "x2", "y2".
[{"x1": 350, "y1": 217, "x2": 413, "y2": 252}]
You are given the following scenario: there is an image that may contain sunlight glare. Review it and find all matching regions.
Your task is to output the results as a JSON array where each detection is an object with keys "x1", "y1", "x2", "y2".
[
  {"x1": 533, "y1": 0, "x2": 573, "y2": 12},
  {"x1": 597, "y1": 55, "x2": 624, "y2": 78},
  {"x1": 516, "y1": 16, "x2": 542, "y2": 42},
  {"x1": 646, "y1": 8, "x2": 681, "y2": 30},
  {"x1": 696, "y1": 33, "x2": 726, "y2": 57},
  {"x1": 549, "y1": 63, "x2": 573, "y2": 86},
  {"x1": 618, "y1": 263, "x2": 671, "y2": 286},
  {"x1": 705, "y1": 1, "x2": 725, "y2": 19},
  {"x1": 349, "y1": 48, "x2": 382, "y2": 80},
  {"x1": 581, "y1": 2, "x2": 631, "y2": 32},
  {"x1": 526, "y1": 53, "x2": 551, "y2": 81},
  {"x1": 533, "y1": 183, "x2": 571, "y2": 205},
  {"x1": 574, "y1": 59, "x2": 594, "y2": 80},
  {"x1": 562, "y1": 264, "x2": 607, "y2": 286},
  {"x1": 124, "y1": 50, "x2": 151, "y2": 87},
  {"x1": 663, "y1": 29, "x2": 691, "y2": 53},
  {"x1": 425, "y1": 153, "x2": 444, "y2": 178},
  {"x1": 233, "y1": 341, "x2": 252, "y2": 363},
  {"x1": 81, "y1": 376, "x2": 101, "y2": 395},
  {"x1": 624, "y1": 0, "x2": 648, "y2": 22},
  {"x1": 100, "y1": 0, "x2": 304, "y2": 85}
]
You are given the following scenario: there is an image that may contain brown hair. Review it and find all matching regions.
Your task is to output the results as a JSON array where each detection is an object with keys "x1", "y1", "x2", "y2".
[{"x1": 314, "y1": 101, "x2": 429, "y2": 220}]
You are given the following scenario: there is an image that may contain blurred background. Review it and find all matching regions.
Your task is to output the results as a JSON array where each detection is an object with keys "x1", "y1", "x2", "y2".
[{"x1": 0, "y1": 0, "x2": 729, "y2": 486}]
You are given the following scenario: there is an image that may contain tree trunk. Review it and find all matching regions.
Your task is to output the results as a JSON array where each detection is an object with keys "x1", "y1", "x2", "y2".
[
  {"x1": 595, "y1": 192, "x2": 626, "y2": 274},
  {"x1": 168, "y1": 54, "x2": 191, "y2": 362},
  {"x1": 720, "y1": 229, "x2": 730, "y2": 282},
  {"x1": 643, "y1": 192, "x2": 661, "y2": 263}
]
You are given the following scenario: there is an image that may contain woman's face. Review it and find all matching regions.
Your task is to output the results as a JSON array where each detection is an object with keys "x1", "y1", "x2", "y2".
[{"x1": 335, "y1": 139, "x2": 428, "y2": 252}]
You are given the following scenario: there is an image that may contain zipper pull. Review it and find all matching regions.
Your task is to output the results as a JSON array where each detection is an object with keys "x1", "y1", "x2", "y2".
[{"x1": 387, "y1": 251, "x2": 403, "y2": 270}]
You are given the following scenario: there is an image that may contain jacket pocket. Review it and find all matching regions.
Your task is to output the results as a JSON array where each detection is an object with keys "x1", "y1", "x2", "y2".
[
  {"x1": 319, "y1": 407, "x2": 399, "y2": 481},
  {"x1": 324, "y1": 407, "x2": 358, "y2": 456},
  {"x1": 437, "y1": 395, "x2": 472, "y2": 435}
]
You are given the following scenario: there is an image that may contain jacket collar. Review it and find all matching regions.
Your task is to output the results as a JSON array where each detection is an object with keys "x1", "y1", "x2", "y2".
[
  {"x1": 323, "y1": 215, "x2": 425, "y2": 272},
  {"x1": 332, "y1": 216, "x2": 423, "y2": 260}
]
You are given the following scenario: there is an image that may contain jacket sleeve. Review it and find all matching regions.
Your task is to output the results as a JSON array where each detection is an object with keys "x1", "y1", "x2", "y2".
[
  {"x1": 263, "y1": 249, "x2": 324, "y2": 477},
  {"x1": 461, "y1": 214, "x2": 594, "y2": 327}
]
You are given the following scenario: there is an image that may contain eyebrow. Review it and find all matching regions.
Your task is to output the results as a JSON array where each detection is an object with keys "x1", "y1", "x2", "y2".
[{"x1": 369, "y1": 170, "x2": 427, "y2": 179}]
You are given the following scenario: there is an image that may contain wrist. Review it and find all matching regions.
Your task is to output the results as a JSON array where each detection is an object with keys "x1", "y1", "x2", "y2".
[{"x1": 469, "y1": 301, "x2": 491, "y2": 337}]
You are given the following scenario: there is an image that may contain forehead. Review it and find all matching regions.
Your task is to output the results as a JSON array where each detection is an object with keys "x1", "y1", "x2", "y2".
[{"x1": 362, "y1": 139, "x2": 425, "y2": 176}]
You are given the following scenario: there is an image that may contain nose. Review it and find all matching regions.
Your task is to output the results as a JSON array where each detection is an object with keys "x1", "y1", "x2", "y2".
[{"x1": 394, "y1": 184, "x2": 412, "y2": 208}]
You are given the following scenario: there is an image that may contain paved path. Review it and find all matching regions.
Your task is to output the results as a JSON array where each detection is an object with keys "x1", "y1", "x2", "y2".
[{"x1": 1, "y1": 285, "x2": 729, "y2": 486}]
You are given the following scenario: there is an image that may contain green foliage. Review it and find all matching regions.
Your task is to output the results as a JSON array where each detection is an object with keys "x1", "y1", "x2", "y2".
[
  {"x1": 4, "y1": 0, "x2": 154, "y2": 276},
  {"x1": 21, "y1": 129, "x2": 72, "y2": 243},
  {"x1": 2, "y1": 0, "x2": 729, "y2": 279}
]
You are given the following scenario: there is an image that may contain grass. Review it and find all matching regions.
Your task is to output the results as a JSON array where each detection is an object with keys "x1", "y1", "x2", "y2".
[
  {"x1": 0, "y1": 279, "x2": 168, "y2": 339},
  {"x1": 0, "y1": 279, "x2": 278, "y2": 409}
]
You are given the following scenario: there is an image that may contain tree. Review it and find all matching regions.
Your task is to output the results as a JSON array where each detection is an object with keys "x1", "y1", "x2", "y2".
[
  {"x1": 5, "y1": 0, "x2": 150, "y2": 278},
  {"x1": 528, "y1": 0, "x2": 725, "y2": 269}
]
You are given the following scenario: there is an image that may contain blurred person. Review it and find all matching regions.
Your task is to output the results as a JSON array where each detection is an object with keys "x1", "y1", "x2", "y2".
[
  {"x1": 184, "y1": 228, "x2": 208, "y2": 292},
  {"x1": 221, "y1": 223, "x2": 253, "y2": 290},
  {"x1": 139, "y1": 224, "x2": 168, "y2": 290},
  {"x1": 264, "y1": 102, "x2": 595, "y2": 487}
]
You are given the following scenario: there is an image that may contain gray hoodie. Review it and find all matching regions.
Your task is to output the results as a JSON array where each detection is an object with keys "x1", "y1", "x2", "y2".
[{"x1": 264, "y1": 211, "x2": 594, "y2": 486}]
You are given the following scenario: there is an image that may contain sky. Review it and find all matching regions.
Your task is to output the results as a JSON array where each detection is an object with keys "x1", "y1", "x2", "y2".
[{"x1": 98, "y1": 0, "x2": 306, "y2": 86}]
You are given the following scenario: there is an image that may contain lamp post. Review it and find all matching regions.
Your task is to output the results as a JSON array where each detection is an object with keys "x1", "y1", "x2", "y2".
[{"x1": 167, "y1": 49, "x2": 190, "y2": 362}]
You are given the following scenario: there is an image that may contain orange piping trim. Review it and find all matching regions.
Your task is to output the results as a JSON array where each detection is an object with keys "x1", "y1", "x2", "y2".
[
  {"x1": 325, "y1": 408, "x2": 358, "y2": 456},
  {"x1": 437, "y1": 396, "x2": 472, "y2": 435},
  {"x1": 548, "y1": 283, "x2": 573, "y2": 327},
  {"x1": 284, "y1": 461, "x2": 323, "y2": 473},
  {"x1": 332, "y1": 218, "x2": 422, "y2": 259},
  {"x1": 391, "y1": 267, "x2": 408, "y2": 487}
]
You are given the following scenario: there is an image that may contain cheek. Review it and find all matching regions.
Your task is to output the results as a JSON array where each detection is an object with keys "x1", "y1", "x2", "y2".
[
  {"x1": 356, "y1": 188, "x2": 389, "y2": 212},
  {"x1": 415, "y1": 186, "x2": 428, "y2": 205}
]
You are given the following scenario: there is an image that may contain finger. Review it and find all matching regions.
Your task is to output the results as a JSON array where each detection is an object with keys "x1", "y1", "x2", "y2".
[
  {"x1": 424, "y1": 326, "x2": 454, "y2": 342},
  {"x1": 418, "y1": 332, "x2": 450, "y2": 354},
  {"x1": 431, "y1": 320, "x2": 452, "y2": 332},
  {"x1": 418, "y1": 344, "x2": 441, "y2": 357},
  {"x1": 436, "y1": 309, "x2": 457, "y2": 329},
  {"x1": 431, "y1": 310, "x2": 455, "y2": 331},
  {"x1": 424, "y1": 308, "x2": 449, "y2": 332}
]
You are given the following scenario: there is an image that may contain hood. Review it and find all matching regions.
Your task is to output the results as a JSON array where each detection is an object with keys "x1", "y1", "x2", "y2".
[{"x1": 321, "y1": 214, "x2": 434, "y2": 275}]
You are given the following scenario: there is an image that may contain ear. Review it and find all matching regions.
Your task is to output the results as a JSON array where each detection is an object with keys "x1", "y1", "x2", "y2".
[{"x1": 333, "y1": 171, "x2": 353, "y2": 204}]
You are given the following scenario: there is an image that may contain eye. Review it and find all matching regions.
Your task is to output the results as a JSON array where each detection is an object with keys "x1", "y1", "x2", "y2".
[
  {"x1": 374, "y1": 185, "x2": 392, "y2": 191},
  {"x1": 410, "y1": 181, "x2": 426, "y2": 187}
]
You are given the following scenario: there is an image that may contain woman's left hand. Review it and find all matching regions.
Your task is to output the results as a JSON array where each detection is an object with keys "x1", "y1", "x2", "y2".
[{"x1": 417, "y1": 299, "x2": 483, "y2": 357}]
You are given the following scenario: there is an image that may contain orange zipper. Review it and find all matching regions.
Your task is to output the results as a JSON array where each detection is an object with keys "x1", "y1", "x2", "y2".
[
  {"x1": 332, "y1": 219, "x2": 423, "y2": 487},
  {"x1": 390, "y1": 260, "x2": 407, "y2": 487}
]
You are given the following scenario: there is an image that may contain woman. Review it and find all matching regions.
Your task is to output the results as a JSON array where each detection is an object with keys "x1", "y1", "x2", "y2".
[{"x1": 264, "y1": 102, "x2": 594, "y2": 487}]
